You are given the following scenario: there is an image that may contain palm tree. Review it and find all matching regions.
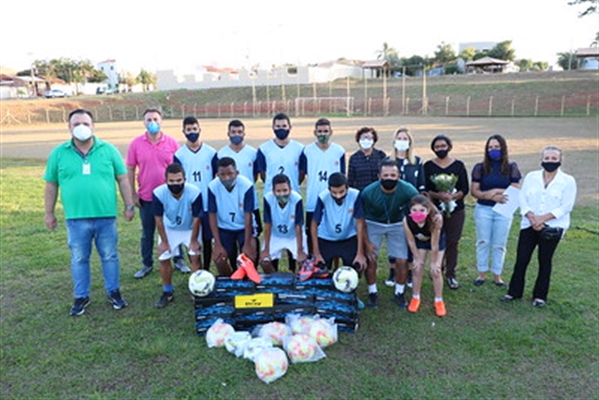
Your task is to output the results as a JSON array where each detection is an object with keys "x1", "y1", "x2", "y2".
[{"x1": 137, "y1": 69, "x2": 157, "y2": 92}]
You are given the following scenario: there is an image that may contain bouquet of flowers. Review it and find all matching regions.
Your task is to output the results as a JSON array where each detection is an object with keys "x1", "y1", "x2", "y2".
[{"x1": 430, "y1": 173, "x2": 458, "y2": 217}]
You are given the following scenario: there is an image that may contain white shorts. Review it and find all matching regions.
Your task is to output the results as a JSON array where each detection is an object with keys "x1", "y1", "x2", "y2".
[
  {"x1": 157, "y1": 228, "x2": 200, "y2": 260},
  {"x1": 262, "y1": 233, "x2": 308, "y2": 260},
  {"x1": 366, "y1": 220, "x2": 408, "y2": 259}
]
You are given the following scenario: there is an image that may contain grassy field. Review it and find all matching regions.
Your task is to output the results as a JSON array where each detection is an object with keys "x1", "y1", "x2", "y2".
[{"x1": 1, "y1": 116, "x2": 598, "y2": 398}]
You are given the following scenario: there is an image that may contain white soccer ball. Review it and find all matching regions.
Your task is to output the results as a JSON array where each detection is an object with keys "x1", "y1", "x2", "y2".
[
  {"x1": 333, "y1": 266, "x2": 359, "y2": 293},
  {"x1": 188, "y1": 270, "x2": 216, "y2": 297}
]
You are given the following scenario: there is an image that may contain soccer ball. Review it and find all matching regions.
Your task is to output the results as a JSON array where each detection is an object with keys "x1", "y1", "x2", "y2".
[
  {"x1": 255, "y1": 347, "x2": 288, "y2": 384},
  {"x1": 333, "y1": 266, "x2": 359, "y2": 293},
  {"x1": 308, "y1": 319, "x2": 337, "y2": 348},
  {"x1": 206, "y1": 321, "x2": 235, "y2": 348},
  {"x1": 260, "y1": 322, "x2": 292, "y2": 345},
  {"x1": 188, "y1": 269, "x2": 215, "y2": 297},
  {"x1": 285, "y1": 334, "x2": 317, "y2": 363}
]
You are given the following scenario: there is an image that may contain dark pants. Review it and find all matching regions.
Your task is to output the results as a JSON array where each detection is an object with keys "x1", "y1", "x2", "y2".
[
  {"x1": 139, "y1": 199, "x2": 155, "y2": 267},
  {"x1": 442, "y1": 207, "x2": 465, "y2": 280},
  {"x1": 507, "y1": 227, "x2": 562, "y2": 301},
  {"x1": 305, "y1": 211, "x2": 314, "y2": 254}
]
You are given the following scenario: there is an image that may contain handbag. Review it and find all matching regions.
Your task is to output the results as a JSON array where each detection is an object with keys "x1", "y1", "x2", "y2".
[{"x1": 540, "y1": 226, "x2": 563, "y2": 241}]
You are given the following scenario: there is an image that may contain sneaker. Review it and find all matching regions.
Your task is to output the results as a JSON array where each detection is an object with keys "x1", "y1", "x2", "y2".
[
  {"x1": 395, "y1": 292, "x2": 407, "y2": 309},
  {"x1": 434, "y1": 300, "x2": 447, "y2": 317},
  {"x1": 447, "y1": 278, "x2": 460, "y2": 290},
  {"x1": 406, "y1": 278, "x2": 413, "y2": 289},
  {"x1": 384, "y1": 268, "x2": 395, "y2": 287},
  {"x1": 107, "y1": 290, "x2": 128, "y2": 310},
  {"x1": 174, "y1": 259, "x2": 191, "y2": 274},
  {"x1": 134, "y1": 264, "x2": 153, "y2": 279},
  {"x1": 155, "y1": 292, "x2": 174, "y2": 308},
  {"x1": 407, "y1": 297, "x2": 420, "y2": 313},
  {"x1": 532, "y1": 299, "x2": 546, "y2": 308},
  {"x1": 312, "y1": 263, "x2": 330, "y2": 279},
  {"x1": 70, "y1": 297, "x2": 90, "y2": 316},
  {"x1": 298, "y1": 257, "x2": 316, "y2": 282},
  {"x1": 367, "y1": 292, "x2": 379, "y2": 308},
  {"x1": 237, "y1": 253, "x2": 261, "y2": 284}
]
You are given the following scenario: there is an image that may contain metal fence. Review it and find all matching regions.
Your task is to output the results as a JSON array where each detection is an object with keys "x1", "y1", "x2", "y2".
[{"x1": 1, "y1": 92, "x2": 597, "y2": 126}]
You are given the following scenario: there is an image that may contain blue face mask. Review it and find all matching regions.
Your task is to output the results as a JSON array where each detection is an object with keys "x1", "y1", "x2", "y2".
[
  {"x1": 229, "y1": 135, "x2": 243, "y2": 146},
  {"x1": 274, "y1": 128, "x2": 290, "y2": 140},
  {"x1": 186, "y1": 133, "x2": 199, "y2": 143},
  {"x1": 147, "y1": 121, "x2": 160, "y2": 134},
  {"x1": 488, "y1": 149, "x2": 502, "y2": 161}
]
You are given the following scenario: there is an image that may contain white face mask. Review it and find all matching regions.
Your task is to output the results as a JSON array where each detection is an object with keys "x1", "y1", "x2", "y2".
[
  {"x1": 394, "y1": 139, "x2": 410, "y2": 152},
  {"x1": 72, "y1": 125, "x2": 93, "y2": 141},
  {"x1": 359, "y1": 138, "x2": 374, "y2": 150}
]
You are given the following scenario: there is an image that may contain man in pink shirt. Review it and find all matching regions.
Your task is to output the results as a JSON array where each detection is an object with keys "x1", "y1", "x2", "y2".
[{"x1": 126, "y1": 109, "x2": 184, "y2": 278}]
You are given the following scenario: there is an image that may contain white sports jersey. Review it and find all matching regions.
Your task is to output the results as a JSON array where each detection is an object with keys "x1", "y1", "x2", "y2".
[
  {"x1": 152, "y1": 183, "x2": 202, "y2": 230},
  {"x1": 303, "y1": 142, "x2": 346, "y2": 212},
  {"x1": 218, "y1": 144, "x2": 258, "y2": 209},
  {"x1": 263, "y1": 191, "x2": 303, "y2": 239},
  {"x1": 174, "y1": 143, "x2": 218, "y2": 212},
  {"x1": 207, "y1": 175, "x2": 255, "y2": 231},
  {"x1": 257, "y1": 139, "x2": 304, "y2": 194}
]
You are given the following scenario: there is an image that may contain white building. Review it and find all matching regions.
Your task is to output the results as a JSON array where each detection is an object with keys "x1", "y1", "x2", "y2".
[{"x1": 97, "y1": 59, "x2": 119, "y2": 90}]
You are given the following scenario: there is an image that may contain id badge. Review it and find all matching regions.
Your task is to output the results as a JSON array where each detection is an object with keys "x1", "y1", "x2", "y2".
[{"x1": 82, "y1": 162, "x2": 91, "y2": 175}]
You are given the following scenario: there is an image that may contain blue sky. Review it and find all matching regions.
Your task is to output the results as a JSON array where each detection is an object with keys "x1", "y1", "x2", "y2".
[{"x1": 1, "y1": 0, "x2": 596, "y2": 73}]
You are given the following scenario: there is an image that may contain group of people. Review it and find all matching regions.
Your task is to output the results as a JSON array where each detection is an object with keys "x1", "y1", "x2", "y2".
[{"x1": 44, "y1": 108, "x2": 576, "y2": 317}]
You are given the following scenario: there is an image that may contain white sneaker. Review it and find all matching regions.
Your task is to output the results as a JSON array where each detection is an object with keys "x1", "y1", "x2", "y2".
[
  {"x1": 174, "y1": 259, "x2": 191, "y2": 274},
  {"x1": 384, "y1": 278, "x2": 395, "y2": 287}
]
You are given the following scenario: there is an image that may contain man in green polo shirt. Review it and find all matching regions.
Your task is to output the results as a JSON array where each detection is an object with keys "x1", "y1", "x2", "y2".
[
  {"x1": 44, "y1": 109, "x2": 135, "y2": 316},
  {"x1": 361, "y1": 158, "x2": 419, "y2": 309}
]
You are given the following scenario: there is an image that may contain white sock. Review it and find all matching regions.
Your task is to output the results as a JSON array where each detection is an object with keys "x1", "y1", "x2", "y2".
[
  {"x1": 368, "y1": 284, "x2": 378, "y2": 294},
  {"x1": 435, "y1": 297, "x2": 443, "y2": 302},
  {"x1": 395, "y1": 283, "x2": 405, "y2": 295},
  {"x1": 412, "y1": 294, "x2": 420, "y2": 300}
]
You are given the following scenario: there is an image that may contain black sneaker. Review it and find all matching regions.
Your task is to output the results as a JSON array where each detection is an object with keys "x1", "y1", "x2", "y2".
[
  {"x1": 155, "y1": 292, "x2": 174, "y2": 308},
  {"x1": 447, "y1": 278, "x2": 460, "y2": 290},
  {"x1": 107, "y1": 290, "x2": 128, "y2": 310},
  {"x1": 70, "y1": 297, "x2": 90, "y2": 316},
  {"x1": 368, "y1": 292, "x2": 379, "y2": 308},
  {"x1": 395, "y1": 292, "x2": 407, "y2": 309}
]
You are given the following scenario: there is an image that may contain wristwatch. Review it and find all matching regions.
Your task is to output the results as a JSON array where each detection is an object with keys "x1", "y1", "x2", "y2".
[{"x1": 125, "y1": 205, "x2": 135, "y2": 211}]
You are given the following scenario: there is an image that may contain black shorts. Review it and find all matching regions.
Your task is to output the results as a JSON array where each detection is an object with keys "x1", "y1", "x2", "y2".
[{"x1": 317, "y1": 236, "x2": 357, "y2": 270}]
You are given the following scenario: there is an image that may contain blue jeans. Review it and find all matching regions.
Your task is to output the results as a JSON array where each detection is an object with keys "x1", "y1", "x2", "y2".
[
  {"x1": 474, "y1": 204, "x2": 513, "y2": 275},
  {"x1": 66, "y1": 217, "x2": 120, "y2": 298}
]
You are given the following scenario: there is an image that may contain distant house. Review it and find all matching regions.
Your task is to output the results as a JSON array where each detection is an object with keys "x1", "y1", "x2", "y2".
[
  {"x1": 362, "y1": 60, "x2": 389, "y2": 78},
  {"x1": 465, "y1": 56, "x2": 518, "y2": 73},
  {"x1": 97, "y1": 59, "x2": 119, "y2": 90},
  {"x1": 575, "y1": 47, "x2": 599, "y2": 70},
  {"x1": 0, "y1": 74, "x2": 48, "y2": 98}
]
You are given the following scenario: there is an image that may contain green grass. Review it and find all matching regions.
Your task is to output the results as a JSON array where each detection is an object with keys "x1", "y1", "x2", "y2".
[{"x1": 1, "y1": 158, "x2": 598, "y2": 399}]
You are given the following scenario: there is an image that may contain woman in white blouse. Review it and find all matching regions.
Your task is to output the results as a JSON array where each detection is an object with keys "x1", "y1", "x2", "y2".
[{"x1": 502, "y1": 146, "x2": 576, "y2": 307}]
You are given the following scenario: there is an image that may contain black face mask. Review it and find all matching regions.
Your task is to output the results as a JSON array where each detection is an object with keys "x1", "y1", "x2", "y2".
[
  {"x1": 541, "y1": 161, "x2": 561, "y2": 173},
  {"x1": 381, "y1": 179, "x2": 398, "y2": 191},
  {"x1": 168, "y1": 183, "x2": 184, "y2": 195},
  {"x1": 185, "y1": 133, "x2": 199, "y2": 143},
  {"x1": 434, "y1": 149, "x2": 449, "y2": 159},
  {"x1": 274, "y1": 128, "x2": 290, "y2": 140},
  {"x1": 333, "y1": 195, "x2": 346, "y2": 205}
]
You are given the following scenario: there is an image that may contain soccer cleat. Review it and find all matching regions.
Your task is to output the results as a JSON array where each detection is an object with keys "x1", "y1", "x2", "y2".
[
  {"x1": 395, "y1": 292, "x2": 407, "y2": 309},
  {"x1": 367, "y1": 292, "x2": 379, "y2": 308},
  {"x1": 230, "y1": 267, "x2": 246, "y2": 280},
  {"x1": 357, "y1": 298, "x2": 366, "y2": 309},
  {"x1": 237, "y1": 253, "x2": 261, "y2": 283},
  {"x1": 312, "y1": 263, "x2": 330, "y2": 279},
  {"x1": 298, "y1": 257, "x2": 316, "y2": 282},
  {"x1": 134, "y1": 264, "x2": 153, "y2": 279},
  {"x1": 434, "y1": 300, "x2": 447, "y2": 317},
  {"x1": 70, "y1": 297, "x2": 90, "y2": 316},
  {"x1": 107, "y1": 290, "x2": 128, "y2": 310},
  {"x1": 174, "y1": 259, "x2": 191, "y2": 274},
  {"x1": 407, "y1": 297, "x2": 420, "y2": 313},
  {"x1": 155, "y1": 292, "x2": 174, "y2": 308}
]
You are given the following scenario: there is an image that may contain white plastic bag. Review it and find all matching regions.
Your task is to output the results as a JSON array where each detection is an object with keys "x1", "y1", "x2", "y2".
[
  {"x1": 283, "y1": 334, "x2": 326, "y2": 363},
  {"x1": 206, "y1": 319, "x2": 235, "y2": 348},
  {"x1": 254, "y1": 347, "x2": 289, "y2": 384}
]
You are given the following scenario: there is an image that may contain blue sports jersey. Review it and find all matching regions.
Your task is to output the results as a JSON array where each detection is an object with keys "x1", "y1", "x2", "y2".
[
  {"x1": 263, "y1": 191, "x2": 304, "y2": 239},
  {"x1": 302, "y1": 142, "x2": 346, "y2": 212},
  {"x1": 174, "y1": 143, "x2": 218, "y2": 212},
  {"x1": 218, "y1": 144, "x2": 258, "y2": 209},
  {"x1": 207, "y1": 175, "x2": 255, "y2": 231},
  {"x1": 312, "y1": 187, "x2": 363, "y2": 241},
  {"x1": 152, "y1": 183, "x2": 202, "y2": 230},
  {"x1": 256, "y1": 139, "x2": 304, "y2": 193}
]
